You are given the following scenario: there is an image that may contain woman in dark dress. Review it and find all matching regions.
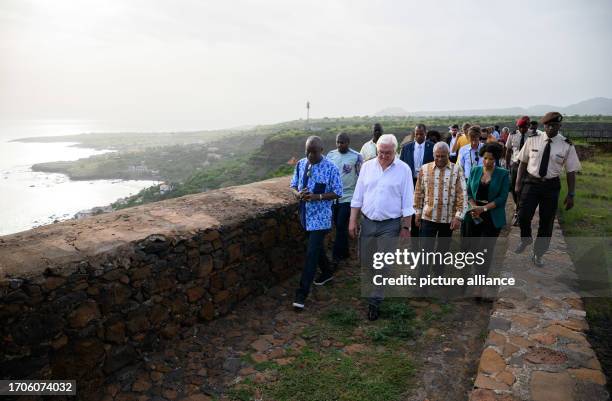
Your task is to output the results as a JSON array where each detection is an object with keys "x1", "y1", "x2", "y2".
[{"x1": 464, "y1": 143, "x2": 509, "y2": 298}]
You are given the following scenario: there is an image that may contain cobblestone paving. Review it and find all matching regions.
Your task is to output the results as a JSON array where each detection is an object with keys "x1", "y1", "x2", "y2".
[{"x1": 468, "y1": 210, "x2": 609, "y2": 401}]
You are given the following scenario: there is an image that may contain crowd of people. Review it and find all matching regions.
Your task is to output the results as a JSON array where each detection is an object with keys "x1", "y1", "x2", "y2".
[{"x1": 290, "y1": 113, "x2": 581, "y2": 320}]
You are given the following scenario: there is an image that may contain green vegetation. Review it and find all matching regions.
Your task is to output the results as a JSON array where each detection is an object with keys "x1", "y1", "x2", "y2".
[
  {"x1": 557, "y1": 147, "x2": 612, "y2": 394},
  {"x1": 234, "y1": 347, "x2": 415, "y2": 401},
  {"x1": 227, "y1": 266, "x2": 455, "y2": 401}
]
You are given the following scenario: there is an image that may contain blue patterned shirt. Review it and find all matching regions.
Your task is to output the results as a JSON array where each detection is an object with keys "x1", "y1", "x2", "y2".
[{"x1": 290, "y1": 156, "x2": 343, "y2": 231}]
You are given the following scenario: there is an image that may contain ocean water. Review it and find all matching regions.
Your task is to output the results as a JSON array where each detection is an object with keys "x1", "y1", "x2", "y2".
[{"x1": 0, "y1": 120, "x2": 160, "y2": 236}]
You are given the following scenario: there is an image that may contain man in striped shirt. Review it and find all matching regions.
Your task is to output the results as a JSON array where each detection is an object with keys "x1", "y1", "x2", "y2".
[{"x1": 414, "y1": 142, "x2": 468, "y2": 275}]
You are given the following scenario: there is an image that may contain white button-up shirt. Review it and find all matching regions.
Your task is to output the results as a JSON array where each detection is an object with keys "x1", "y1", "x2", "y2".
[
  {"x1": 360, "y1": 140, "x2": 378, "y2": 162},
  {"x1": 413, "y1": 142, "x2": 425, "y2": 177},
  {"x1": 351, "y1": 157, "x2": 415, "y2": 220},
  {"x1": 517, "y1": 132, "x2": 581, "y2": 179}
]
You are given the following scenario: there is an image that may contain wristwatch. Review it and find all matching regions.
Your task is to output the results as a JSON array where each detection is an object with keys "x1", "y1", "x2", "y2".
[
  {"x1": 483, "y1": 207, "x2": 488, "y2": 212},
  {"x1": 319, "y1": 194, "x2": 323, "y2": 201},
  {"x1": 567, "y1": 192, "x2": 575, "y2": 197}
]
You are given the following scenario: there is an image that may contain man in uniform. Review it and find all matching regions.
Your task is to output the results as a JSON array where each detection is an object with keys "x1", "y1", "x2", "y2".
[
  {"x1": 505, "y1": 116, "x2": 532, "y2": 226},
  {"x1": 514, "y1": 112, "x2": 581, "y2": 266}
]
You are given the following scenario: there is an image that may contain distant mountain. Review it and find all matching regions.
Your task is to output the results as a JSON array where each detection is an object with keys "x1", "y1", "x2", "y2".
[{"x1": 375, "y1": 97, "x2": 612, "y2": 117}]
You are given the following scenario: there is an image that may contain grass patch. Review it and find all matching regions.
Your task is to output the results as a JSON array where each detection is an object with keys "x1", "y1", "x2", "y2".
[
  {"x1": 367, "y1": 300, "x2": 419, "y2": 344},
  {"x1": 323, "y1": 307, "x2": 360, "y2": 328},
  {"x1": 234, "y1": 347, "x2": 414, "y2": 401}
]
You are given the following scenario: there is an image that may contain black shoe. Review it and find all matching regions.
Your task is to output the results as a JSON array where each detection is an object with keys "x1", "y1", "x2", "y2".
[
  {"x1": 368, "y1": 305, "x2": 380, "y2": 321},
  {"x1": 532, "y1": 254, "x2": 544, "y2": 267},
  {"x1": 514, "y1": 241, "x2": 530, "y2": 254},
  {"x1": 314, "y1": 271, "x2": 334, "y2": 286},
  {"x1": 293, "y1": 294, "x2": 305, "y2": 311}
]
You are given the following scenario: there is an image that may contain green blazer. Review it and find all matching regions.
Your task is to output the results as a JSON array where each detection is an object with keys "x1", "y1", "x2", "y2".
[{"x1": 467, "y1": 166, "x2": 510, "y2": 229}]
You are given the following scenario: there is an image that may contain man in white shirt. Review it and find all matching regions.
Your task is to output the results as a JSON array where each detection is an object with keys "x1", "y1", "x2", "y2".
[
  {"x1": 359, "y1": 123, "x2": 383, "y2": 162},
  {"x1": 349, "y1": 134, "x2": 415, "y2": 321},
  {"x1": 447, "y1": 124, "x2": 460, "y2": 163}
]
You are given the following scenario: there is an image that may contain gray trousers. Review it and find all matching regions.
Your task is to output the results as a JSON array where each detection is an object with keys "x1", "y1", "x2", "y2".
[{"x1": 360, "y1": 215, "x2": 401, "y2": 307}]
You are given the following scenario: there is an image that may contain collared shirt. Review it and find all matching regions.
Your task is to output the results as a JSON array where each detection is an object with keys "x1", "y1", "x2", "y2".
[
  {"x1": 449, "y1": 134, "x2": 458, "y2": 156},
  {"x1": 413, "y1": 141, "x2": 425, "y2": 177},
  {"x1": 326, "y1": 148, "x2": 362, "y2": 203},
  {"x1": 290, "y1": 156, "x2": 343, "y2": 231},
  {"x1": 360, "y1": 140, "x2": 377, "y2": 162},
  {"x1": 492, "y1": 130, "x2": 500, "y2": 140},
  {"x1": 517, "y1": 132, "x2": 581, "y2": 179},
  {"x1": 414, "y1": 161, "x2": 467, "y2": 223},
  {"x1": 508, "y1": 129, "x2": 541, "y2": 163},
  {"x1": 451, "y1": 134, "x2": 470, "y2": 154},
  {"x1": 457, "y1": 143, "x2": 483, "y2": 179},
  {"x1": 351, "y1": 157, "x2": 415, "y2": 220}
]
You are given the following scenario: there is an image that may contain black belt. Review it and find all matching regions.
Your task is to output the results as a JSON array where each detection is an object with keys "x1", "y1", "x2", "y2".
[
  {"x1": 526, "y1": 173, "x2": 560, "y2": 183},
  {"x1": 362, "y1": 214, "x2": 401, "y2": 223}
]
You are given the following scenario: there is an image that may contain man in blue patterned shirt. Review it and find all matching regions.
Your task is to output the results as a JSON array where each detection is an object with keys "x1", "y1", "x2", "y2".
[{"x1": 290, "y1": 136, "x2": 343, "y2": 310}]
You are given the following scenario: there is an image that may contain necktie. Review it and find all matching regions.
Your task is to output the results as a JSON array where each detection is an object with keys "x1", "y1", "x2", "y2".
[
  {"x1": 538, "y1": 139, "x2": 551, "y2": 177},
  {"x1": 519, "y1": 133, "x2": 525, "y2": 150}
]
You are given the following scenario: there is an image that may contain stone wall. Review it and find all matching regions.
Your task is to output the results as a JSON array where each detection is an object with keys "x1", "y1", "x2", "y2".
[{"x1": 0, "y1": 177, "x2": 304, "y2": 398}]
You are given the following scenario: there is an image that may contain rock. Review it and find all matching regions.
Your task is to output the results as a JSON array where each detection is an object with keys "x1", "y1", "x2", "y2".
[
  {"x1": 545, "y1": 324, "x2": 586, "y2": 342},
  {"x1": 186, "y1": 287, "x2": 205, "y2": 303},
  {"x1": 275, "y1": 357, "x2": 295, "y2": 366},
  {"x1": 488, "y1": 317, "x2": 511, "y2": 331},
  {"x1": 479, "y1": 348, "x2": 505, "y2": 374},
  {"x1": 44, "y1": 276, "x2": 66, "y2": 291},
  {"x1": 541, "y1": 296, "x2": 563, "y2": 309},
  {"x1": 525, "y1": 347, "x2": 567, "y2": 364},
  {"x1": 69, "y1": 301, "x2": 100, "y2": 328},
  {"x1": 321, "y1": 340, "x2": 332, "y2": 347},
  {"x1": 474, "y1": 373, "x2": 509, "y2": 391},
  {"x1": 553, "y1": 319, "x2": 588, "y2": 332},
  {"x1": 200, "y1": 302, "x2": 215, "y2": 321},
  {"x1": 344, "y1": 344, "x2": 368, "y2": 355},
  {"x1": 502, "y1": 342, "x2": 519, "y2": 358},
  {"x1": 252, "y1": 353, "x2": 268, "y2": 363},
  {"x1": 195, "y1": 255, "x2": 214, "y2": 277},
  {"x1": 223, "y1": 357, "x2": 242, "y2": 374},
  {"x1": 530, "y1": 332, "x2": 557, "y2": 345},
  {"x1": 496, "y1": 370, "x2": 515, "y2": 386},
  {"x1": 530, "y1": 371, "x2": 574, "y2": 401},
  {"x1": 511, "y1": 315, "x2": 539, "y2": 329},
  {"x1": 239, "y1": 367, "x2": 257, "y2": 376},
  {"x1": 268, "y1": 348, "x2": 285, "y2": 359},
  {"x1": 106, "y1": 321, "x2": 126, "y2": 343},
  {"x1": 470, "y1": 388, "x2": 496, "y2": 401},
  {"x1": 162, "y1": 389, "x2": 178, "y2": 400},
  {"x1": 132, "y1": 378, "x2": 152, "y2": 392},
  {"x1": 567, "y1": 368, "x2": 606, "y2": 385},
  {"x1": 508, "y1": 335, "x2": 534, "y2": 348},
  {"x1": 250, "y1": 339, "x2": 270, "y2": 352},
  {"x1": 486, "y1": 331, "x2": 506, "y2": 347}
]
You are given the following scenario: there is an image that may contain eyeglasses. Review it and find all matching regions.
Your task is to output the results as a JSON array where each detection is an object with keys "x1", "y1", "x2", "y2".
[{"x1": 306, "y1": 164, "x2": 313, "y2": 177}]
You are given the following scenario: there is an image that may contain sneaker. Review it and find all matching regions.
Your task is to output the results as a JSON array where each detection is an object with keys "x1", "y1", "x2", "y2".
[
  {"x1": 514, "y1": 241, "x2": 530, "y2": 254},
  {"x1": 293, "y1": 294, "x2": 305, "y2": 311},
  {"x1": 532, "y1": 254, "x2": 544, "y2": 267},
  {"x1": 314, "y1": 271, "x2": 334, "y2": 286},
  {"x1": 367, "y1": 304, "x2": 380, "y2": 321}
]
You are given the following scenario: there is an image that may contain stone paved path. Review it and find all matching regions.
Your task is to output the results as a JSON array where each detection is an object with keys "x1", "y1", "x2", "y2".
[{"x1": 469, "y1": 209, "x2": 609, "y2": 401}]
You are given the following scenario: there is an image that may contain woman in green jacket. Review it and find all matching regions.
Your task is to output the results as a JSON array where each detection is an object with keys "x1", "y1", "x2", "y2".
[{"x1": 464, "y1": 142, "x2": 509, "y2": 279}]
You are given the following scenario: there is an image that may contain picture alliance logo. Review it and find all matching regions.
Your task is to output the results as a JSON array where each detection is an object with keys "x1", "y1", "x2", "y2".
[{"x1": 371, "y1": 249, "x2": 488, "y2": 270}]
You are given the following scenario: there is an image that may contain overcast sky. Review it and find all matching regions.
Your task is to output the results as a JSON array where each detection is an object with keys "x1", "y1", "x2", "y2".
[{"x1": 1, "y1": 0, "x2": 611, "y2": 130}]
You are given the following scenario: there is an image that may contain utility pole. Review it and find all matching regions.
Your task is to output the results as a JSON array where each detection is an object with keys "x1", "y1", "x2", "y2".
[{"x1": 306, "y1": 101, "x2": 310, "y2": 131}]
